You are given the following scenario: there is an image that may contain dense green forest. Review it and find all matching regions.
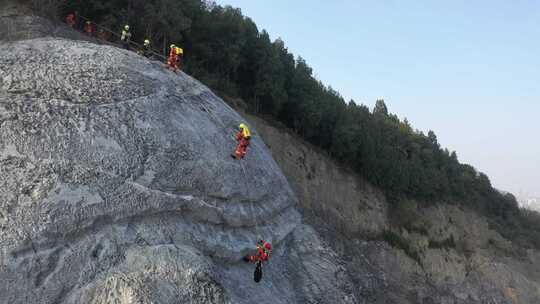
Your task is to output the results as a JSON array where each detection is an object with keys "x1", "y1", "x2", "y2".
[{"x1": 29, "y1": 0, "x2": 540, "y2": 249}]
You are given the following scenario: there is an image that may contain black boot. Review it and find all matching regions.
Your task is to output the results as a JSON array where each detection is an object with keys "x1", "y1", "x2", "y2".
[{"x1": 254, "y1": 261, "x2": 263, "y2": 283}]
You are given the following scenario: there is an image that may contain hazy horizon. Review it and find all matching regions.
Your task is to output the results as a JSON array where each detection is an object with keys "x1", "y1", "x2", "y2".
[{"x1": 215, "y1": 0, "x2": 540, "y2": 200}]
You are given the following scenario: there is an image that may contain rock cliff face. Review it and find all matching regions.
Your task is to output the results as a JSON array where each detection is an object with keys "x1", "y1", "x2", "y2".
[
  {"x1": 241, "y1": 113, "x2": 388, "y2": 238},
  {"x1": 0, "y1": 36, "x2": 356, "y2": 303}
]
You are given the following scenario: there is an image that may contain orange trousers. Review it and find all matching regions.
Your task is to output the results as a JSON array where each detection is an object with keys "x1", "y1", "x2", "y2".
[
  {"x1": 234, "y1": 139, "x2": 249, "y2": 159},
  {"x1": 167, "y1": 56, "x2": 177, "y2": 70}
]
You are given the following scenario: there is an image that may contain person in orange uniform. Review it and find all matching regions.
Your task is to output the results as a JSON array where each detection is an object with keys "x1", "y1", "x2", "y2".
[
  {"x1": 167, "y1": 44, "x2": 178, "y2": 70},
  {"x1": 231, "y1": 123, "x2": 251, "y2": 159},
  {"x1": 243, "y1": 239, "x2": 272, "y2": 263}
]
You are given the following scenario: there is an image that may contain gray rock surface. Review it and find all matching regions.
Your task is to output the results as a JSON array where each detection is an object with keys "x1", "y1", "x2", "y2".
[
  {"x1": 0, "y1": 1, "x2": 86, "y2": 42},
  {"x1": 0, "y1": 37, "x2": 352, "y2": 303}
]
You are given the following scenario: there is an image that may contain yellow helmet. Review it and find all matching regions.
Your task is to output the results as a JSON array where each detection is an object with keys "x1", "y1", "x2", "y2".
[
  {"x1": 144, "y1": 39, "x2": 150, "y2": 45},
  {"x1": 124, "y1": 25, "x2": 129, "y2": 30},
  {"x1": 239, "y1": 123, "x2": 251, "y2": 138},
  {"x1": 176, "y1": 47, "x2": 183, "y2": 54}
]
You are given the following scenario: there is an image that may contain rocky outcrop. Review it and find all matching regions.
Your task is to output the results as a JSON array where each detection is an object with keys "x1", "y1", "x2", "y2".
[{"x1": 0, "y1": 37, "x2": 359, "y2": 303}]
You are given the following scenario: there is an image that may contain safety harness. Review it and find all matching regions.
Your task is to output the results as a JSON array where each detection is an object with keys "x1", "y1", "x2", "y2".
[{"x1": 257, "y1": 241, "x2": 272, "y2": 259}]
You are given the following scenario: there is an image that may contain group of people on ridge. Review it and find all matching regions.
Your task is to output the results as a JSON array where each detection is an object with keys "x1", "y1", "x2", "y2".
[
  {"x1": 65, "y1": 13, "x2": 184, "y2": 71},
  {"x1": 66, "y1": 12, "x2": 110, "y2": 42},
  {"x1": 244, "y1": 239, "x2": 272, "y2": 263},
  {"x1": 66, "y1": 11, "x2": 272, "y2": 282}
]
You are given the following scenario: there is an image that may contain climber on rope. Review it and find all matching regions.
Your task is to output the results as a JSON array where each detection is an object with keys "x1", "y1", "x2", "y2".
[
  {"x1": 243, "y1": 239, "x2": 272, "y2": 283},
  {"x1": 120, "y1": 25, "x2": 132, "y2": 50},
  {"x1": 231, "y1": 123, "x2": 251, "y2": 159},
  {"x1": 243, "y1": 239, "x2": 272, "y2": 262}
]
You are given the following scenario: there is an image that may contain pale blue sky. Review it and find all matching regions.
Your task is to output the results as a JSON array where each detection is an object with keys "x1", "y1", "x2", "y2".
[{"x1": 214, "y1": 0, "x2": 540, "y2": 199}]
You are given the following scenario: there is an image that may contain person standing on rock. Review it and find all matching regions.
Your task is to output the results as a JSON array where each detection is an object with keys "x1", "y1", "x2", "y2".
[
  {"x1": 167, "y1": 44, "x2": 182, "y2": 72},
  {"x1": 231, "y1": 123, "x2": 251, "y2": 159},
  {"x1": 139, "y1": 39, "x2": 152, "y2": 58},
  {"x1": 120, "y1": 25, "x2": 132, "y2": 50}
]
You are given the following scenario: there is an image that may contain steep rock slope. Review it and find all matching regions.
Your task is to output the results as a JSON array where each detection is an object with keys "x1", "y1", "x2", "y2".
[
  {"x1": 244, "y1": 112, "x2": 540, "y2": 304},
  {"x1": 0, "y1": 37, "x2": 354, "y2": 303}
]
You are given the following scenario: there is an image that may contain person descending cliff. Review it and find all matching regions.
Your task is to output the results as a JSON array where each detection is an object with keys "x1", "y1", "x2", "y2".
[
  {"x1": 243, "y1": 239, "x2": 272, "y2": 283},
  {"x1": 231, "y1": 123, "x2": 251, "y2": 159},
  {"x1": 120, "y1": 25, "x2": 132, "y2": 49},
  {"x1": 243, "y1": 239, "x2": 272, "y2": 262}
]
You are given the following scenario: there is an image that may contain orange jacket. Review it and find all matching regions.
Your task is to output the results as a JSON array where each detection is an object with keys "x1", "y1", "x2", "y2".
[
  {"x1": 236, "y1": 130, "x2": 250, "y2": 146},
  {"x1": 235, "y1": 130, "x2": 244, "y2": 141},
  {"x1": 169, "y1": 47, "x2": 177, "y2": 59},
  {"x1": 256, "y1": 240, "x2": 272, "y2": 261}
]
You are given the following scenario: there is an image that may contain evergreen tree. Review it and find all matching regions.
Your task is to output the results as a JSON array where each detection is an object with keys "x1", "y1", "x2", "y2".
[{"x1": 373, "y1": 98, "x2": 388, "y2": 116}]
